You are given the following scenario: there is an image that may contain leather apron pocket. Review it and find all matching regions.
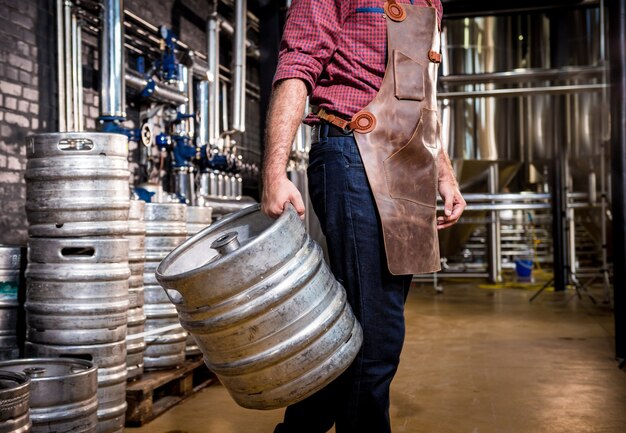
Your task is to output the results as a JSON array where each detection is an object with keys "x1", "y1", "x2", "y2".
[
  {"x1": 383, "y1": 108, "x2": 438, "y2": 207},
  {"x1": 393, "y1": 49, "x2": 425, "y2": 101}
]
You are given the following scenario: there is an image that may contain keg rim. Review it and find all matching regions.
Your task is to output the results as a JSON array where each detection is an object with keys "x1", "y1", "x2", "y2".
[
  {"x1": 0, "y1": 358, "x2": 97, "y2": 382},
  {"x1": 156, "y1": 203, "x2": 283, "y2": 282},
  {"x1": 0, "y1": 370, "x2": 30, "y2": 391}
]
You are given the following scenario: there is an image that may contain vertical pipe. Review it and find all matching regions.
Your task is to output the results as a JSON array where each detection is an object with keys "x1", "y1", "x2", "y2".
[
  {"x1": 175, "y1": 64, "x2": 190, "y2": 137},
  {"x1": 232, "y1": 0, "x2": 247, "y2": 133},
  {"x1": 64, "y1": 1, "x2": 73, "y2": 130},
  {"x1": 71, "y1": 13, "x2": 79, "y2": 131},
  {"x1": 100, "y1": 0, "x2": 126, "y2": 119},
  {"x1": 197, "y1": 80, "x2": 209, "y2": 145},
  {"x1": 207, "y1": 14, "x2": 220, "y2": 146},
  {"x1": 608, "y1": 0, "x2": 626, "y2": 363},
  {"x1": 487, "y1": 163, "x2": 502, "y2": 283},
  {"x1": 56, "y1": 0, "x2": 66, "y2": 132},
  {"x1": 76, "y1": 20, "x2": 84, "y2": 131}
]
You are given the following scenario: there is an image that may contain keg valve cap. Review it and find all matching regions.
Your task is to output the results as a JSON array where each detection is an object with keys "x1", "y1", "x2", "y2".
[
  {"x1": 23, "y1": 367, "x2": 46, "y2": 378},
  {"x1": 211, "y1": 231, "x2": 241, "y2": 255}
]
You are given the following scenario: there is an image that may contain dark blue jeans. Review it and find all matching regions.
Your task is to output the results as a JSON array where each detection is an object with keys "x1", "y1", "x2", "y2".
[{"x1": 275, "y1": 129, "x2": 412, "y2": 433}]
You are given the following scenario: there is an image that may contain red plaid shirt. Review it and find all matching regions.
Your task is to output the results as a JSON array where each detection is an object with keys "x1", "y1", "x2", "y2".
[{"x1": 273, "y1": 0, "x2": 443, "y2": 123}]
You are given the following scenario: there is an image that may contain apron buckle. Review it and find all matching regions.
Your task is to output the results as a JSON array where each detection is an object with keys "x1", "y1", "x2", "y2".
[{"x1": 428, "y1": 50, "x2": 442, "y2": 64}]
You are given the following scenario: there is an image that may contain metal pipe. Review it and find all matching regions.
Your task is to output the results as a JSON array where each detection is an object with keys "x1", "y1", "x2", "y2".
[
  {"x1": 220, "y1": 20, "x2": 261, "y2": 58},
  {"x1": 440, "y1": 66, "x2": 606, "y2": 86},
  {"x1": 175, "y1": 64, "x2": 191, "y2": 137},
  {"x1": 71, "y1": 13, "x2": 80, "y2": 131},
  {"x1": 57, "y1": 0, "x2": 66, "y2": 131},
  {"x1": 197, "y1": 80, "x2": 209, "y2": 146},
  {"x1": 438, "y1": 84, "x2": 608, "y2": 99},
  {"x1": 64, "y1": 1, "x2": 73, "y2": 130},
  {"x1": 231, "y1": 0, "x2": 247, "y2": 133},
  {"x1": 487, "y1": 164, "x2": 502, "y2": 283},
  {"x1": 207, "y1": 13, "x2": 220, "y2": 145},
  {"x1": 76, "y1": 18, "x2": 84, "y2": 131},
  {"x1": 125, "y1": 71, "x2": 188, "y2": 105},
  {"x1": 100, "y1": 0, "x2": 126, "y2": 119}
]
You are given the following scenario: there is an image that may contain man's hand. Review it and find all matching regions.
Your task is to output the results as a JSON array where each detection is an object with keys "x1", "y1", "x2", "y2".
[
  {"x1": 261, "y1": 175, "x2": 306, "y2": 219},
  {"x1": 437, "y1": 178, "x2": 465, "y2": 229}
]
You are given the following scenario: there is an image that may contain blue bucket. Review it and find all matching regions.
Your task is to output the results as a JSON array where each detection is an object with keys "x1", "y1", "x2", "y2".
[{"x1": 515, "y1": 259, "x2": 534, "y2": 279}]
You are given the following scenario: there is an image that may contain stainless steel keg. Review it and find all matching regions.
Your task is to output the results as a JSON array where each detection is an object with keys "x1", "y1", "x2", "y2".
[
  {"x1": 143, "y1": 203, "x2": 187, "y2": 369},
  {"x1": 0, "y1": 370, "x2": 31, "y2": 433},
  {"x1": 25, "y1": 341, "x2": 127, "y2": 433},
  {"x1": 184, "y1": 206, "x2": 213, "y2": 356},
  {"x1": 0, "y1": 358, "x2": 97, "y2": 433},
  {"x1": 0, "y1": 246, "x2": 21, "y2": 361},
  {"x1": 25, "y1": 132, "x2": 130, "y2": 237},
  {"x1": 126, "y1": 200, "x2": 146, "y2": 380},
  {"x1": 25, "y1": 238, "x2": 129, "y2": 345},
  {"x1": 156, "y1": 204, "x2": 363, "y2": 409}
]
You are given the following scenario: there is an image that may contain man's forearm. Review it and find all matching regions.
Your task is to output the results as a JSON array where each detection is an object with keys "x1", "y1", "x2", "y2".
[
  {"x1": 263, "y1": 79, "x2": 309, "y2": 185},
  {"x1": 437, "y1": 148, "x2": 458, "y2": 186}
]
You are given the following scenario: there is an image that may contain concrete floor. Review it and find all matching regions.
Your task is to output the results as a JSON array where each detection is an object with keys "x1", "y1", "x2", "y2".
[{"x1": 128, "y1": 283, "x2": 626, "y2": 433}]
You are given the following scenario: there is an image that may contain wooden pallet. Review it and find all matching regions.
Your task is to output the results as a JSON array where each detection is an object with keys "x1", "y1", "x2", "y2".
[{"x1": 125, "y1": 357, "x2": 216, "y2": 427}]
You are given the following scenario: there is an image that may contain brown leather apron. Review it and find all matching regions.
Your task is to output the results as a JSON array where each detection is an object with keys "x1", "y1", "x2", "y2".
[{"x1": 353, "y1": 0, "x2": 442, "y2": 275}]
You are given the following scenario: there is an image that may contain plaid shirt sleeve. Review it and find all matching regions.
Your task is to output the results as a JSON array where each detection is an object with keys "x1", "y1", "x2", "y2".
[{"x1": 273, "y1": 0, "x2": 350, "y2": 93}]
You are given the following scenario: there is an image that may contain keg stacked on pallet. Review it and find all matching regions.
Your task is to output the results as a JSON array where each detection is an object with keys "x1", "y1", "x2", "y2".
[
  {"x1": 143, "y1": 203, "x2": 187, "y2": 369},
  {"x1": 23, "y1": 132, "x2": 130, "y2": 433},
  {"x1": 183, "y1": 206, "x2": 213, "y2": 357},
  {"x1": 0, "y1": 246, "x2": 21, "y2": 361},
  {"x1": 0, "y1": 370, "x2": 31, "y2": 433},
  {"x1": 0, "y1": 358, "x2": 98, "y2": 432},
  {"x1": 126, "y1": 200, "x2": 146, "y2": 380}
]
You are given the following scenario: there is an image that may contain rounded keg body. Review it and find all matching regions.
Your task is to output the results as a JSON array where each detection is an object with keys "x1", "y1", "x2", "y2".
[
  {"x1": 126, "y1": 200, "x2": 146, "y2": 380},
  {"x1": 0, "y1": 246, "x2": 21, "y2": 360},
  {"x1": 25, "y1": 341, "x2": 127, "y2": 433},
  {"x1": 143, "y1": 204, "x2": 187, "y2": 369},
  {"x1": 25, "y1": 238, "x2": 129, "y2": 345},
  {"x1": 25, "y1": 133, "x2": 130, "y2": 237},
  {"x1": 0, "y1": 371, "x2": 31, "y2": 433},
  {"x1": 157, "y1": 205, "x2": 363, "y2": 409},
  {"x1": 0, "y1": 358, "x2": 97, "y2": 433}
]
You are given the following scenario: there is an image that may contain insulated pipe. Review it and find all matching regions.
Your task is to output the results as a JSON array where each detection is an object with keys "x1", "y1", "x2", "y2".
[
  {"x1": 207, "y1": 14, "x2": 220, "y2": 145},
  {"x1": 231, "y1": 0, "x2": 247, "y2": 133},
  {"x1": 197, "y1": 81, "x2": 210, "y2": 146},
  {"x1": 56, "y1": 0, "x2": 66, "y2": 131},
  {"x1": 125, "y1": 71, "x2": 188, "y2": 105},
  {"x1": 100, "y1": 0, "x2": 126, "y2": 119}
]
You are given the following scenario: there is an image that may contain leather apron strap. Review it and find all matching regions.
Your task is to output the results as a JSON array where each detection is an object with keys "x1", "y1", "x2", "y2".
[{"x1": 353, "y1": 1, "x2": 442, "y2": 275}]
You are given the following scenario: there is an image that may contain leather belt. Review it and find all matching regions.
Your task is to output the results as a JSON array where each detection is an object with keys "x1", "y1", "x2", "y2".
[{"x1": 310, "y1": 123, "x2": 353, "y2": 143}]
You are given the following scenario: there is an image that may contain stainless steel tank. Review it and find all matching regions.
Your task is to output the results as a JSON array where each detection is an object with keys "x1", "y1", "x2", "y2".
[
  {"x1": 0, "y1": 370, "x2": 31, "y2": 433},
  {"x1": 126, "y1": 200, "x2": 146, "y2": 380},
  {"x1": 25, "y1": 238, "x2": 129, "y2": 346},
  {"x1": 156, "y1": 204, "x2": 363, "y2": 409},
  {"x1": 25, "y1": 341, "x2": 127, "y2": 433},
  {"x1": 0, "y1": 246, "x2": 21, "y2": 361},
  {"x1": 143, "y1": 203, "x2": 187, "y2": 369},
  {"x1": 25, "y1": 132, "x2": 130, "y2": 237},
  {"x1": 0, "y1": 358, "x2": 97, "y2": 433}
]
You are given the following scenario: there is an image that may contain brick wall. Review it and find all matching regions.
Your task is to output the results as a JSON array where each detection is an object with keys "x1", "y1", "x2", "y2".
[
  {"x1": 0, "y1": 0, "x2": 56, "y2": 245},
  {"x1": 0, "y1": 0, "x2": 262, "y2": 245}
]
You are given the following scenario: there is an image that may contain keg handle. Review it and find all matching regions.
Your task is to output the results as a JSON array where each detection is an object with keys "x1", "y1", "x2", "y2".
[{"x1": 211, "y1": 232, "x2": 241, "y2": 255}]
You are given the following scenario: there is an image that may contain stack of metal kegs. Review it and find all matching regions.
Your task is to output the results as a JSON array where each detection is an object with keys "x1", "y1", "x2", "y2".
[
  {"x1": 22, "y1": 132, "x2": 131, "y2": 433},
  {"x1": 125, "y1": 200, "x2": 146, "y2": 380},
  {"x1": 143, "y1": 203, "x2": 187, "y2": 369},
  {"x1": 0, "y1": 246, "x2": 21, "y2": 361},
  {"x1": 182, "y1": 206, "x2": 213, "y2": 356}
]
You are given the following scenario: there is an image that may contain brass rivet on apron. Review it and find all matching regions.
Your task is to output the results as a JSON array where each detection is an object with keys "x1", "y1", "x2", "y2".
[
  {"x1": 351, "y1": 111, "x2": 377, "y2": 134},
  {"x1": 383, "y1": 1, "x2": 406, "y2": 22}
]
